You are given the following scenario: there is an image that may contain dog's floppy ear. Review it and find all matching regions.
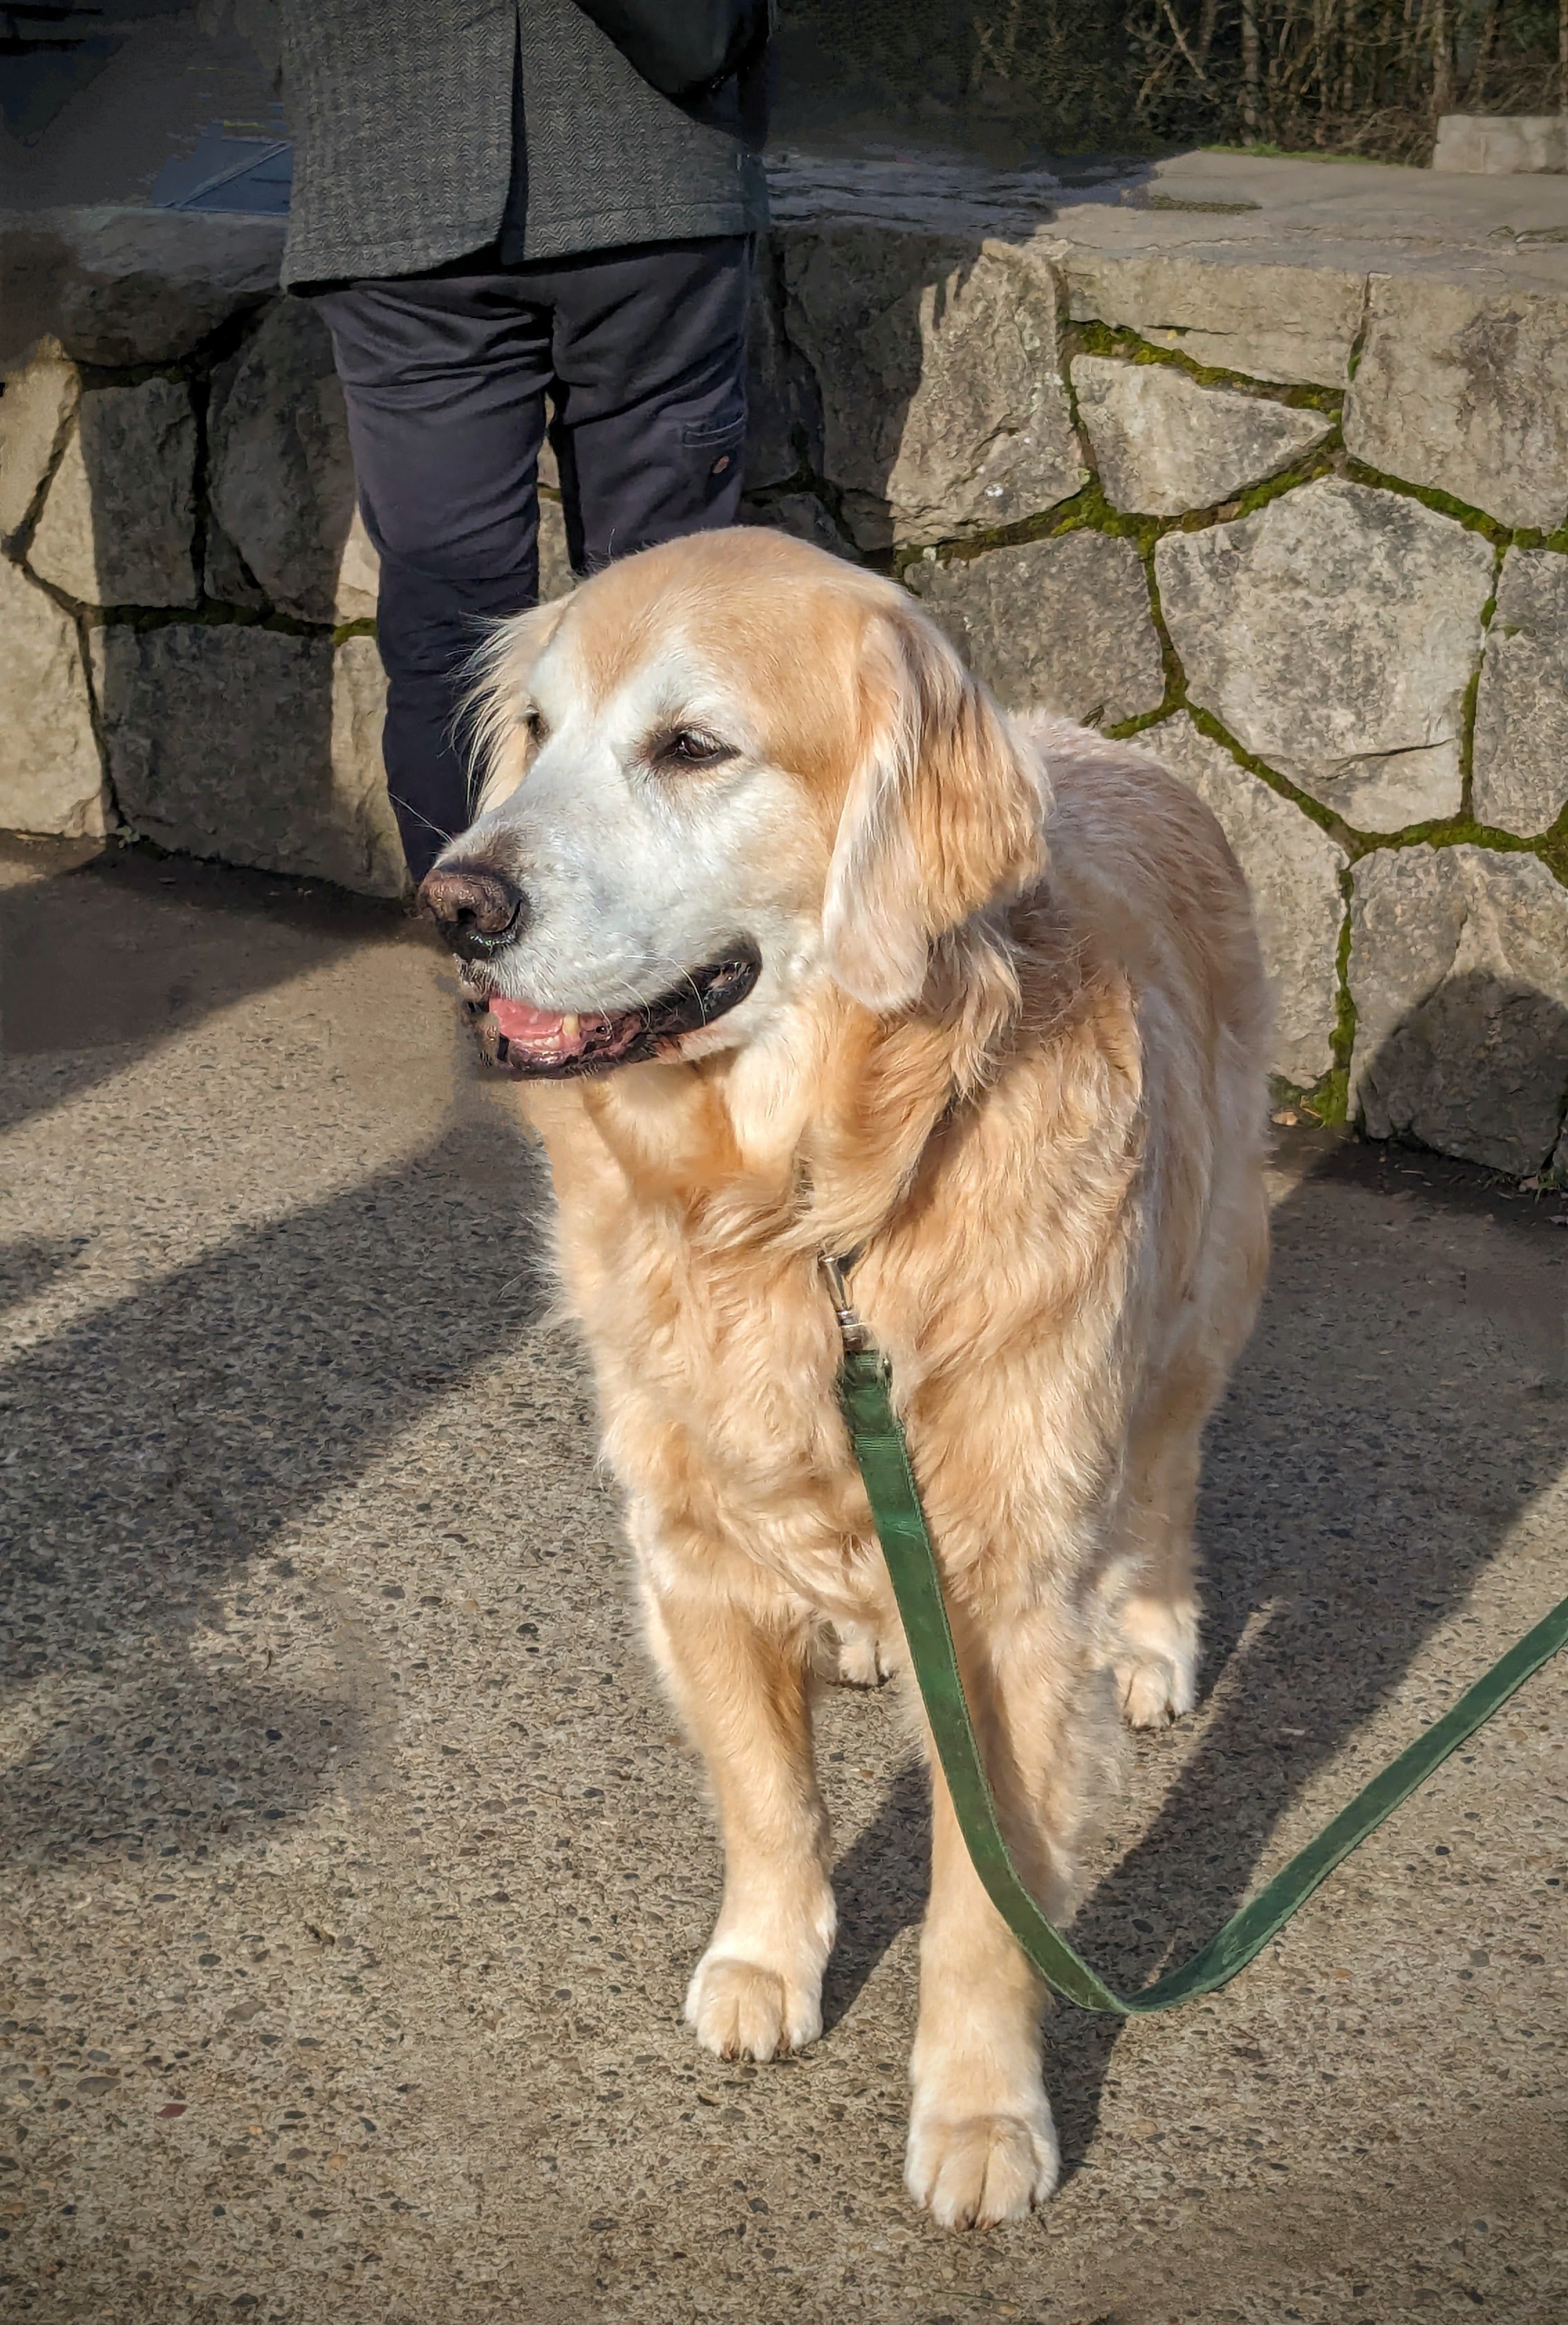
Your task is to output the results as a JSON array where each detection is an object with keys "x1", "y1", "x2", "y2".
[
  {"x1": 822, "y1": 601, "x2": 1047, "y2": 1011},
  {"x1": 465, "y1": 596, "x2": 572, "y2": 815}
]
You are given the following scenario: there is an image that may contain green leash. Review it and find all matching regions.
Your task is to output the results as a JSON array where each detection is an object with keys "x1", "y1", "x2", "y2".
[{"x1": 829, "y1": 1272, "x2": 1568, "y2": 2016}]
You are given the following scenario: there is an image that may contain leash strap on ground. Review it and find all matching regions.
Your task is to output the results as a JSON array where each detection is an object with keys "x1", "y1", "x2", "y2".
[{"x1": 837, "y1": 1344, "x2": 1568, "y2": 2017}]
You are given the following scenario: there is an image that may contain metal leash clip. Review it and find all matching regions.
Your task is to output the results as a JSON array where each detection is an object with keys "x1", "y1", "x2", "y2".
[{"x1": 819, "y1": 1250, "x2": 870, "y2": 1354}]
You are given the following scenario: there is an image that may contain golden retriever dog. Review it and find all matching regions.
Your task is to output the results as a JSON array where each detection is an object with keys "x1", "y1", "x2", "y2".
[{"x1": 420, "y1": 528, "x2": 1271, "y2": 2229}]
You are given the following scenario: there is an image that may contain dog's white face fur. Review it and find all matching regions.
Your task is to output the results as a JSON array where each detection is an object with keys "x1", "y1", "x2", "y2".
[
  {"x1": 422, "y1": 530, "x2": 1273, "y2": 2234},
  {"x1": 469, "y1": 627, "x2": 814, "y2": 1026},
  {"x1": 438, "y1": 529, "x2": 1048, "y2": 1084}
]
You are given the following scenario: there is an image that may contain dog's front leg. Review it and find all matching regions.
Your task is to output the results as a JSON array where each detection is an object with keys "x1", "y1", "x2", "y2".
[
  {"x1": 906, "y1": 1605, "x2": 1100, "y2": 2228},
  {"x1": 642, "y1": 1566, "x2": 834, "y2": 2063}
]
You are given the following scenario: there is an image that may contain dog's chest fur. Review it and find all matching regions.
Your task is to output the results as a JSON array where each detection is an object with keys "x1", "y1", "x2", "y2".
[{"x1": 523, "y1": 1071, "x2": 888, "y2": 1622}]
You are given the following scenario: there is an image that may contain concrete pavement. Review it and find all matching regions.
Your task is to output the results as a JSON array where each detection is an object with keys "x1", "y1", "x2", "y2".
[{"x1": 1, "y1": 835, "x2": 1564, "y2": 2324}]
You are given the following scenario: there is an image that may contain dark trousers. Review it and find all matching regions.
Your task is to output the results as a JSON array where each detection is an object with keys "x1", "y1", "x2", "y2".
[{"x1": 316, "y1": 236, "x2": 752, "y2": 881}]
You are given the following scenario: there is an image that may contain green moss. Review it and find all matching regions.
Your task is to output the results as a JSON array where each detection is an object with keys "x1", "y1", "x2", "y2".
[
  {"x1": 1103, "y1": 704, "x2": 1179, "y2": 741},
  {"x1": 1301, "y1": 1064, "x2": 1350, "y2": 1127},
  {"x1": 891, "y1": 477, "x2": 1136, "y2": 578},
  {"x1": 1182, "y1": 703, "x2": 1352, "y2": 845},
  {"x1": 1340, "y1": 458, "x2": 1511, "y2": 546},
  {"x1": 1367, "y1": 811, "x2": 1568, "y2": 882},
  {"x1": 333, "y1": 618, "x2": 377, "y2": 645},
  {"x1": 1066, "y1": 319, "x2": 1343, "y2": 413},
  {"x1": 1211, "y1": 441, "x2": 1343, "y2": 521},
  {"x1": 1132, "y1": 528, "x2": 1188, "y2": 719},
  {"x1": 93, "y1": 601, "x2": 328, "y2": 641},
  {"x1": 1265, "y1": 889, "x2": 1354, "y2": 1128}
]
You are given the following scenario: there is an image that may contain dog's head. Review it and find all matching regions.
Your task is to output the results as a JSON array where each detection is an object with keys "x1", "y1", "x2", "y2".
[{"x1": 420, "y1": 530, "x2": 1047, "y2": 1078}]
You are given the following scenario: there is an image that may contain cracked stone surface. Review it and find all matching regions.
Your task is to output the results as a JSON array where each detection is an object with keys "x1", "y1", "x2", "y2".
[
  {"x1": 906, "y1": 530, "x2": 1164, "y2": 725},
  {"x1": 1344, "y1": 275, "x2": 1568, "y2": 533},
  {"x1": 0, "y1": 837, "x2": 1564, "y2": 2325},
  {"x1": 26, "y1": 377, "x2": 198, "y2": 609},
  {"x1": 1059, "y1": 250, "x2": 1366, "y2": 387},
  {"x1": 93, "y1": 624, "x2": 404, "y2": 896},
  {"x1": 1071, "y1": 358, "x2": 1334, "y2": 517},
  {"x1": 1139, "y1": 714, "x2": 1347, "y2": 1088},
  {"x1": 781, "y1": 225, "x2": 1085, "y2": 548},
  {"x1": 0, "y1": 553, "x2": 108, "y2": 837},
  {"x1": 1156, "y1": 479, "x2": 1495, "y2": 832},
  {"x1": 1348, "y1": 844, "x2": 1568, "y2": 1174},
  {"x1": 0, "y1": 340, "x2": 80, "y2": 548},
  {"x1": 1472, "y1": 547, "x2": 1568, "y2": 837},
  {"x1": 207, "y1": 299, "x2": 377, "y2": 627}
]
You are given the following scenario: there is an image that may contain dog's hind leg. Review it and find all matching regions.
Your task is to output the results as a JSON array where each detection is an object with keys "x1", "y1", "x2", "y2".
[
  {"x1": 639, "y1": 1556, "x2": 836, "y2": 2064},
  {"x1": 827, "y1": 1618, "x2": 893, "y2": 1687},
  {"x1": 1107, "y1": 1157, "x2": 1269, "y2": 1728},
  {"x1": 1103, "y1": 1403, "x2": 1205, "y2": 1730}
]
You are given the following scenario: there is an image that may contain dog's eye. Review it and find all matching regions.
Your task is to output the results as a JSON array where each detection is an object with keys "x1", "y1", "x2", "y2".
[
  {"x1": 653, "y1": 727, "x2": 731, "y2": 768},
  {"x1": 523, "y1": 706, "x2": 548, "y2": 747}
]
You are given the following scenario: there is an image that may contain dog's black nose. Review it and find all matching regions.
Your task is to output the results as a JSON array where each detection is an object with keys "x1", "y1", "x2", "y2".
[{"x1": 419, "y1": 863, "x2": 529, "y2": 958}]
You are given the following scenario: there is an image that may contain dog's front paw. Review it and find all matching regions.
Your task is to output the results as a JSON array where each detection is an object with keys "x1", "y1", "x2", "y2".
[
  {"x1": 904, "y1": 2100, "x2": 1060, "y2": 2229},
  {"x1": 684, "y1": 1952, "x2": 822, "y2": 2063}
]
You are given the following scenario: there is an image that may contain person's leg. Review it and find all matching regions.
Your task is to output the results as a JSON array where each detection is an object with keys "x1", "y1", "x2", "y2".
[
  {"x1": 314, "y1": 272, "x2": 554, "y2": 881},
  {"x1": 539, "y1": 236, "x2": 752, "y2": 577}
]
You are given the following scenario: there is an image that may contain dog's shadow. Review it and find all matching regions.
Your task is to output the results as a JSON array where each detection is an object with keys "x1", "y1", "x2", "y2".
[{"x1": 821, "y1": 1122, "x2": 1567, "y2": 2178}]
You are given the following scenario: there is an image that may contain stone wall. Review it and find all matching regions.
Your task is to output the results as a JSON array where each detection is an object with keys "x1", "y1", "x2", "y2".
[{"x1": 3, "y1": 201, "x2": 1567, "y2": 1179}]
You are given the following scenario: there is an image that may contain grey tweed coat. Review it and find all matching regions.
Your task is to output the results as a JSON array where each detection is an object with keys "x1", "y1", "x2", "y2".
[{"x1": 276, "y1": 0, "x2": 769, "y2": 288}]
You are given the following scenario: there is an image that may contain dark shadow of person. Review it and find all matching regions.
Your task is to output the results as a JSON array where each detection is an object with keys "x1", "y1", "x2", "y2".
[
  {"x1": 0, "y1": 1117, "x2": 545, "y2": 1867},
  {"x1": 0, "y1": 838, "x2": 404, "y2": 1140}
]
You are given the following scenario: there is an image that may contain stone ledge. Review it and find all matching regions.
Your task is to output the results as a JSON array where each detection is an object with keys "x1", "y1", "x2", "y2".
[
  {"x1": 0, "y1": 207, "x2": 285, "y2": 371},
  {"x1": 207, "y1": 299, "x2": 375, "y2": 626},
  {"x1": 1344, "y1": 276, "x2": 1568, "y2": 534},
  {"x1": 1070, "y1": 356, "x2": 1334, "y2": 516},
  {"x1": 27, "y1": 376, "x2": 198, "y2": 609},
  {"x1": 780, "y1": 225, "x2": 1083, "y2": 547},
  {"x1": 1432, "y1": 115, "x2": 1568, "y2": 175}
]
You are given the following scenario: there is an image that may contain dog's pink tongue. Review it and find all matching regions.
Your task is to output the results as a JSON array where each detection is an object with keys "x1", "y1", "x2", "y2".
[{"x1": 489, "y1": 997, "x2": 567, "y2": 1042}]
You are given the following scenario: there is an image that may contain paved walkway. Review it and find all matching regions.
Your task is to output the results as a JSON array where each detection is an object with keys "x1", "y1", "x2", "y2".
[{"x1": 1, "y1": 837, "x2": 1565, "y2": 2325}]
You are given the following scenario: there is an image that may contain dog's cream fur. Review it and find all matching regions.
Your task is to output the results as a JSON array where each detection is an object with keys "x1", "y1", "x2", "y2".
[{"x1": 443, "y1": 530, "x2": 1271, "y2": 2229}]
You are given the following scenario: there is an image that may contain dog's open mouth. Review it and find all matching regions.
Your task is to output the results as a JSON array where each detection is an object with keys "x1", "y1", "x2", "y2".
[{"x1": 466, "y1": 947, "x2": 761, "y2": 1079}]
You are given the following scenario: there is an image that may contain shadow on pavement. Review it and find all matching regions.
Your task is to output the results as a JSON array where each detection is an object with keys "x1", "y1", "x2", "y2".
[
  {"x1": 0, "y1": 837, "x2": 410, "y2": 1138},
  {"x1": 0, "y1": 1118, "x2": 543, "y2": 1866}
]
